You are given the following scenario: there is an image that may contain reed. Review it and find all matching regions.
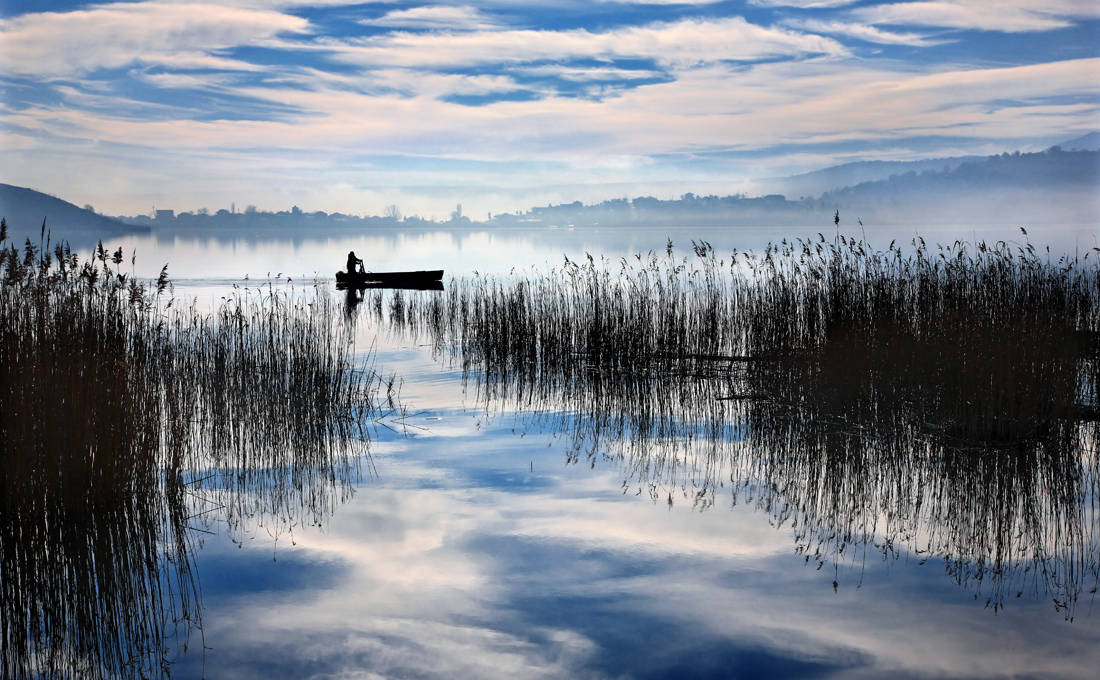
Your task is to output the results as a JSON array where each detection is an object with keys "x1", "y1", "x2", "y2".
[
  {"x1": 0, "y1": 219, "x2": 383, "y2": 679},
  {"x1": 369, "y1": 229, "x2": 1100, "y2": 617}
]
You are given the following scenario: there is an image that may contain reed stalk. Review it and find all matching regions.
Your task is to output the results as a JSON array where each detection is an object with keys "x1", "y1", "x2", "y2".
[{"x1": 0, "y1": 218, "x2": 384, "y2": 679}]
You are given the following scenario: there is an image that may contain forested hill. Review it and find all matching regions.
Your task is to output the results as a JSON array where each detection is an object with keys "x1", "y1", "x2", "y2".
[
  {"x1": 825, "y1": 148, "x2": 1098, "y2": 197},
  {"x1": 764, "y1": 156, "x2": 983, "y2": 199},
  {"x1": 820, "y1": 148, "x2": 1099, "y2": 224}
]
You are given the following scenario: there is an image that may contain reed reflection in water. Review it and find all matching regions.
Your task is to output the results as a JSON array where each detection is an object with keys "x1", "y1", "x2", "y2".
[
  {"x1": 0, "y1": 223, "x2": 383, "y2": 679},
  {"x1": 369, "y1": 232, "x2": 1100, "y2": 618}
]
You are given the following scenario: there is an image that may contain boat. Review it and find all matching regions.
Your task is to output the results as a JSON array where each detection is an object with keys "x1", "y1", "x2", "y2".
[{"x1": 335, "y1": 269, "x2": 443, "y2": 289}]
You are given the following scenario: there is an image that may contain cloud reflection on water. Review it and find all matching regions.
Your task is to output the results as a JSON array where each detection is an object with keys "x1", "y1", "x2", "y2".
[
  {"x1": 181, "y1": 397, "x2": 1100, "y2": 679},
  {"x1": 13, "y1": 225, "x2": 1094, "y2": 677}
]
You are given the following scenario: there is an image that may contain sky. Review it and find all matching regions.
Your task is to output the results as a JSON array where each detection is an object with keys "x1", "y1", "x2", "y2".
[{"x1": 0, "y1": 1, "x2": 1098, "y2": 219}]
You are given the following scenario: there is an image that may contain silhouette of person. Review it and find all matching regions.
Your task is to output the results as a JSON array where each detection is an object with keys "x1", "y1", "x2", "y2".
[{"x1": 346, "y1": 251, "x2": 364, "y2": 274}]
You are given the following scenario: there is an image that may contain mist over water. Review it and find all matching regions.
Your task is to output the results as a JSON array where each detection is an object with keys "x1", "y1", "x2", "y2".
[{"x1": 78, "y1": 222, "x2": 1100, "y2": 281}]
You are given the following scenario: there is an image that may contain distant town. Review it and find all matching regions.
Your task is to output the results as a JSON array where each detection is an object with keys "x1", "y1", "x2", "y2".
[{"x1": 116, "y1": 146, "x2": 1100, "y2": 230}]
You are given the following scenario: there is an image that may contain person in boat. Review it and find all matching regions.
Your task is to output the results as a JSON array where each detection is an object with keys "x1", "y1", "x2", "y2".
[{"x1": 346, "y1": 251, "x2": 364, "y2": 275}]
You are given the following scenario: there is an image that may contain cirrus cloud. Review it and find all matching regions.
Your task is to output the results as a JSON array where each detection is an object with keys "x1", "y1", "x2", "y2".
[
  {"x1": 320, "y1": 16, "x2": 849, "y2": 71},
  {"x1": 783, "y1": 18, "x2": 949, "y2": 46},
  {"x1": 0, "y1": 2, "x2": 308, "y2": 79},
  {"x1": 361, "y1": 5, "x2": 506, "y2": 31},
  {"x1": 854, "y1": 1, "x2": 1100, "y2": 33}
]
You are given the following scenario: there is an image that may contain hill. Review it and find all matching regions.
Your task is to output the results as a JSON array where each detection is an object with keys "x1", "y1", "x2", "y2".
[
  {"x1": 762, "y1": 131, "x2": 1099, "y2": 198},
  {"x1": 763, "y1": 156, "x2": 982, "y2": 199},
  {"x1": 491, "y1": 147, "x2": 1099, "y2": 228},
  {"x1": 1060, "y1": 131, "x2": 1100, "y2": 152},
  {"x1": 821, "y1": 147, "x2": 1100, "y2": 224},
  {"x1": 0, "y1": 184, "x2": 147, "y2": 246}
]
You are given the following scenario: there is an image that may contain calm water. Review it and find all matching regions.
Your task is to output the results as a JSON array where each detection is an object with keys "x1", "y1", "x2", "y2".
[
  {"x1": 43, "y1": 225, "x2": 1100, "y2": 677},
  {"x1": 92, "y1": 222, "x2": 1100, "y2": 281}
]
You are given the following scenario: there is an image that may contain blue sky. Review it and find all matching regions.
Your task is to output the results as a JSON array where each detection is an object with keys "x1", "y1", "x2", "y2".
[{"x1": 1, "y1": 1, "x2": 1097, "y2": 218}]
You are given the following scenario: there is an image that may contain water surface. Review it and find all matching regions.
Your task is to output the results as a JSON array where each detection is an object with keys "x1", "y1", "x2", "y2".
[{"x1": 29, "y1": 225, "x2": 1100, "y2": 677}]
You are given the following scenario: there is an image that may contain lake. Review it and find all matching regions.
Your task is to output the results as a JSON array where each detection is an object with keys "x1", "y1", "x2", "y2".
[{"x1": 9, "y1": 223, "x2": 1100, "y2": 679}]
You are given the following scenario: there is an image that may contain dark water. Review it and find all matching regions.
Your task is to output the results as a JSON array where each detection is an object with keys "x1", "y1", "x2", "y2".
[{"x1": 8, "y1": 225, "x2": 1100, "y2": 678}]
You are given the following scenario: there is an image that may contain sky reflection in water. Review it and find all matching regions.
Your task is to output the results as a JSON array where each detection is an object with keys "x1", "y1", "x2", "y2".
[
  {"x1": 29, "y1": 226, "x2": 1100, "y2": 678},
  {"x1": 177, "y1": 388, "x2": 1099, "y2": 679}
]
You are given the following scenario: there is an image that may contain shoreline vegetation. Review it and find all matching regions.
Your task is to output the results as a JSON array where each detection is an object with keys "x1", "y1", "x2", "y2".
[
  {"x1": 0, "y1": 219, "x2": 387, "y2": 679},
  {"x1": 371, "y1": 229, "x2": 1100, "y2": 617}
]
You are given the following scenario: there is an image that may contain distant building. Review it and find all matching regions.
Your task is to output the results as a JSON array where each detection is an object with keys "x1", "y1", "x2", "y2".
[{"x1": 154, "y1": 209, "x2": 174, "y2": 221}]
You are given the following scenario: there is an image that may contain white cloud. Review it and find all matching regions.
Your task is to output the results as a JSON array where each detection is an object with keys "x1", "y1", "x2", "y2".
[
  {"x1": 53, "y1": 83, "x2": 201, "y2": 115},
  {"x1": 749, "y1": 0, "x2": 861, "y2": 7},
  {"x1": 785, "y1": 18, "x2": 949, "y2": 46},
  {"x1": 182, "y1": 0, "x2": 395, "y2": 6},
  {"x1": 0, "y1": 2, "x2": 308, "y2": 78},
  {"x1": 8, "y1": 56, "x2": 1097, "y2": 168},
  {"x1": 362, "y1": 5, "x2": 505, "y2": 31},
  {"x1": 1, "y1": 2, "x2": 1097, "y2": 216},
  {"x1": 132, "y1": 70, "x2": 238, "y2": 91},
  {"x1": 4, "y1": 53, "x2": 1097, "y2": 219},
  {"x1": 855, "y1": 1, "x2": 1100, "y2": 33},
  {"x1": 509, "y1": 64, "x2": 665, "y2": 82},
  {"x1": 598, "y1": 0, "x2": 728, "y2": 4},
  {"x1": 138, "y1": 52, "x2": 265, "y2": 72},
  {"x1": 321, "y1": 17, "x2": 848, "y2": 71},
  {"x1": 607, "y1": 57, "x2": 1100, "y2": 151}
]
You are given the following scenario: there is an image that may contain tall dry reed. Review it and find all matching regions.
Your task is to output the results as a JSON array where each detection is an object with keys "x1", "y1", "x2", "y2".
[
  {"x1": 368, "y1": 230, "x2": 1100, "y2": 617},
  {"x1": 0, "y1": 218, "x2": 384, "y2": 679}
]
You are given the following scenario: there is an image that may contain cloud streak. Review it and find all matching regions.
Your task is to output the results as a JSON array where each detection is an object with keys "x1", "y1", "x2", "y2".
[
  {"x1": 10, "y1": 57, "x2": 1097, "y2": 160},
  {"x1": 361, "y1": 5, "x2": 506, "y2": 31},
  {"x1": 854, "y1": 1, "x2": 1100, "y2": 33},
  {"x1": 784, "y1": 18, "x2": 949, "y2": 46},
  {"x1": 320, "y1": 16, "x2": 848, "y2": 71},
  {"x1": 0, "y1": 2, "x2": 308, "y2": 79}
]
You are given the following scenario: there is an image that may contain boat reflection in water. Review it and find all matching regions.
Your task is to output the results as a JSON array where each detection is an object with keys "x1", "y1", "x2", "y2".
[
  {"x1": 370, "y1": 236, "x2": 1100, "y2": 618},
  {"x1": 343, "y1": 279, "x2": 444, "y2": 317}
]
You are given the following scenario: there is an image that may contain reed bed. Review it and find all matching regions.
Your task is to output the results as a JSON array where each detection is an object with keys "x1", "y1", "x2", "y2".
[
  {"x1": 0, "y1": 219, "x2": 384, "y2": 679},
  {"x1": 369, "y1": 230, "x2": 1100, "y2": 616}
]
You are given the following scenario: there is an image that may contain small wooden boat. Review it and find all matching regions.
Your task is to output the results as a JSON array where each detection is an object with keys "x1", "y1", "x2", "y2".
[{"x1": 335, "y1": 269, "x2": 443, "y2": 289}]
